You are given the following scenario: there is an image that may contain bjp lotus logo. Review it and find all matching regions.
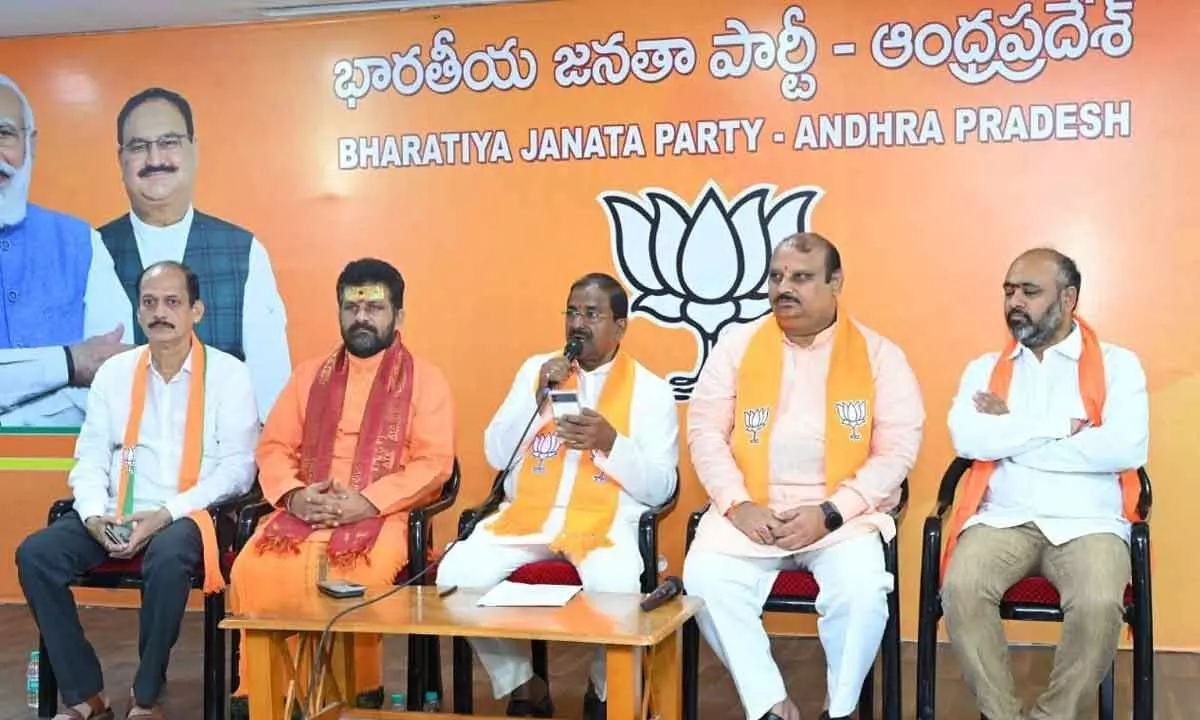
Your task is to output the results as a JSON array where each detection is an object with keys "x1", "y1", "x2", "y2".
[
  {"x1": 600, "y1": 181, "x2": 823, "y2": 401},
  {"x1": 835, "y1": 400, "x2": 868, "y2": 441},
  {"x1": 530, "y1": 432, "x2": 562, "y2": 473},
  {"x1": 743, "y1": 407, "x2": 770, "y2": 444}
]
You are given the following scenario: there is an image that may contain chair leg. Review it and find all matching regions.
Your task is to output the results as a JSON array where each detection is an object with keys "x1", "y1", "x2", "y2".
[
  {"x1": 427, "y1": 635, "x2": 444, "y2": 705},
  {"x1": 531, "y1": 640, "x2": 549, "y2": 691},
  {"x1": 682, "y1": 618, "x2": 700, "y2": 720},
  {"x1": 452, "y1": 636, "x2": 474, "y2": 714},
  {"x1": 406, "y1": 635, "x2": 425, "y2": 711},
  {"x1": 203, "y1": 592, "x2": 226, "y2": 720},
  {"x1": 882, "y1": 591, "x2": 902, "y2": 720},
  {"x1": 915, "y1": 606, "x2": 940, "y2": 720},
  {"x1": 1132, "y1": 612, "x2": 1154, "y2": 720},
  {"x1": 1097, "y1": 660, "x2": 1115, "y2": 720},
  {"x1": 229, "y1": 625, "x2": 241, "y2": 695},
  {"x1": 858, "y1": 664, "x2": 875, "y2": 720},
  {"x1": 38, "y1": 633, "x2": 58, "y2": 719}
]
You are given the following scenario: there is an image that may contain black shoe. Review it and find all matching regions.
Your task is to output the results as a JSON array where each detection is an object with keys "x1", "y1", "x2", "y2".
[
  {"x1": 506, "y1": 693, "x2": 555, "y2": 717},
  {"x1": 354, "y1": 687, "x2": 385, "y2": 709},
  {"x1": 582, "y1": 683, "x2": 606, "y2": 720},
  {"x1": 760, "y1": 713, "x2": 785, "y2": 720},
  {"x1": 229, "y1": 696, "x2": 305, "y2": 720}
]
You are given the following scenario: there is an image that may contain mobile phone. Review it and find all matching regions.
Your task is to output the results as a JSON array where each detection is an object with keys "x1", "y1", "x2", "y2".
[
  {"x1": 317, "y1": 579, "x2": 367, "y2": 599},
  {"x1": 105, "y1": 523, "x2": 133, "y2": 545},
  {"x1": 549, "y1": 390, "x2": 582, "y2": 419}
]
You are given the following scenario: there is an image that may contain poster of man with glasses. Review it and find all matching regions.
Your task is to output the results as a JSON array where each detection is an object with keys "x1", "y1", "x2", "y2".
[
  {"x1": 99, "y1": 87, "x2": 291, "y2": 422},
  {"x1": 0, "y1": 73, "x2": 133, "y2": 429}
]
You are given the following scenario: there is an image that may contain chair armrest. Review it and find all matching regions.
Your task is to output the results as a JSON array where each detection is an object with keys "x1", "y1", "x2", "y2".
[
  {"x1": 1136, "y1": 467, "x2": 1152, "y2": 520},
  {"x1": 408, "y1": 459, "x2": 462, "y2": 581},
  {"x1": 887, "y1": 478, "x2": 910, "y2": 522},
  {"x1": 457, "y1": 471, "x2": 508, "y2": 535},
  {"x1": 208, "y1": 485, "x2": 265, "y2": 549},
  {"x1": 931, "y1": 457, "x2": 973, "y2": 519},
  {"x1": 234, "y1": 500, "x2": 277, "y2": 554},
  {"x1": 636, "y1": 478, "x2": 680, "y2": 593},
  {"x1": 48, "y1": 498, "x2": 75, "y2": 526},
  {"x1": 684, "y1": 503, "x2": 711, "y2": 553}
]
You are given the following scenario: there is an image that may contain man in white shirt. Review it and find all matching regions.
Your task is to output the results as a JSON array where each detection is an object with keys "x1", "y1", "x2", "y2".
[
  {"x1": 436, "y1": 273, "x2": 679, "y2": 719},
  {"x1": 98, "y1": 87, "x2": 289, "y2": 422},
  {"x1": 941, "y1": 248, "x2": 1149, "y2": 720},
  {"x1": 0, "y1": 73, "x2": 133, "y2": 428},
  {"x1": 16, "y1": 260, "x2": 260, "y2": 720}
]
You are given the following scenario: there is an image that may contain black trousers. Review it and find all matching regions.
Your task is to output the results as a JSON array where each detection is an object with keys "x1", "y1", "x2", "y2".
[{"x1": 16, "y1": 511, "x2": 202, "y2": 706}]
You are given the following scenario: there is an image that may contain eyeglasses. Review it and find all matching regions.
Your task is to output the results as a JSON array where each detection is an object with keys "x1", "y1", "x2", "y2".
[
  {"x1": 0, "y1": 124, "x2": 26, "y2": 151},
  {"x1": 563, "y1": 309, "x2": 610, "y2": 323},
  {"x1": 121, "y1": 133, "x2": 191, "y2": 156}
]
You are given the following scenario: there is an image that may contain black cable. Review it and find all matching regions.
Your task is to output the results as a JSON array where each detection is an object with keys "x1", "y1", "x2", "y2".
[{"x1": 301, "y1": 386, "x2": 552, "y2": 717}]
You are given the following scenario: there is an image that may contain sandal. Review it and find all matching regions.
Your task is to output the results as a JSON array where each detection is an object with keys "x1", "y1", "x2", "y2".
[{"x1": 53, "y1": 695, "x2": 114, "y2": 720}]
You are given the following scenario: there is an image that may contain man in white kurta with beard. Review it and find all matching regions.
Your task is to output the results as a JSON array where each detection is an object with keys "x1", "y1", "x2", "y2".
[
  {"x1": 683, "y1": 234, "x2": 925, "y2": 720},
  {"x1": 437, "y1": 273, "x2": 678, "y2": 719}
]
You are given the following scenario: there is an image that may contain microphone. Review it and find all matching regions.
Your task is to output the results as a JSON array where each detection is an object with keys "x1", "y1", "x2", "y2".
[
  {"x1": 563, "y1": 335, "x2": 584, "y2": 362},
  {"x1": 639, "y1": 576, "x2": 683, "y2": 612}
]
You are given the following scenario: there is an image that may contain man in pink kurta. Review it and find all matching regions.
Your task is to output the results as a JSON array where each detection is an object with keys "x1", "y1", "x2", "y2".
[{"x1": 683, "y1": 234, "x2": 924, "y2": 720}]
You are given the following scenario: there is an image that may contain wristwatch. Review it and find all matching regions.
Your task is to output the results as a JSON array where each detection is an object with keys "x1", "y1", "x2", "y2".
[{"x1": 819, "y1": 500, "x2": 843, "y2": 531}]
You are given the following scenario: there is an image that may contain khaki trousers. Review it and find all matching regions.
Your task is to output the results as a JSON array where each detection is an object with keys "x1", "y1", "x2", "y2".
[{"x1": 942, "y1": 523, "x2": 1130, "y2": 720}]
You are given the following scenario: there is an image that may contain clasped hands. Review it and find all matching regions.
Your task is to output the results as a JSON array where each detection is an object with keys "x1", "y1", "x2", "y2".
[
  {"x1": 728, "y1": 502, "x2": 829, "y2": 551},
  {"x1": 286, "y1": 479, "x2": 379, "y2": 528},
  {"x1": 84, "y1": 507, "x2": 172, "y2": 559}
]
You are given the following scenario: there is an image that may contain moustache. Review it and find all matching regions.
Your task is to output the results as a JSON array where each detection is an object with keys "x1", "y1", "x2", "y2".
[
  {"x1": 349, "y1": 323, "x2": 376, "y2": 335},
  {"x1": 774, "y1": 294, "x2": 800, "y2": 304},
  {"x1": 0, "y1": 162, "x2": 15, "y2": 179},
  {"x1": 1007, "y1": 311, "x2": 1030, "y2": 324},
  {"x1": 138, "y1": 164, "x2": 177, "y2": 178},
  {"x1": 149, "y1": 320, "x2": 174, "y2": 329}
]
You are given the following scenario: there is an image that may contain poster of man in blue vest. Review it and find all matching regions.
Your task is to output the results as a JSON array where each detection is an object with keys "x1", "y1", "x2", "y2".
[
  {"x1": 99, "y1": 87, "x2": 290, "y2": 422},
  {"x1": 0, "y1": 74, "x2": 134, "y2": 429}
]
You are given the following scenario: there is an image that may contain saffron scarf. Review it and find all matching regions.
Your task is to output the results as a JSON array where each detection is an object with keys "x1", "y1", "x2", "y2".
[
  {"x1": 254, "y1": 334, "x2": 415, "y2": 569},
  {"x1": 118, "y1": 333, "x2": 224, "y2": 594},
  {"x1": 486, "y1": 351, "x2": 636, "y2": 564},
  {"x1": 732, "y1": 316, "x2": 875, "y2": 504},
  {"x1": 940, "y1": 316, "x2": 1143, "y2": 579}
]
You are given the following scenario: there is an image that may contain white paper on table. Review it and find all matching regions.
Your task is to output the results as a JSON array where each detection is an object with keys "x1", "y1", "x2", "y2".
[{"x1": 476, "y1": 581, "x2": 582, "y2": 607}]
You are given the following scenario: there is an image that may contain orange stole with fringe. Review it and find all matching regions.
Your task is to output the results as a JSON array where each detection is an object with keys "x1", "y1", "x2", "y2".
[
  {"x1": 486, "y1": 351, "x2": 635, "y2": 564},
  {"x1": 118, "y1": 333, "x2": 223, "y2": 594}
]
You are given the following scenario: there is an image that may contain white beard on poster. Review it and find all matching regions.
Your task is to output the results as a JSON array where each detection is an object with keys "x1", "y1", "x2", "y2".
[{"x1": 599, "y1": 181, "x2": 824, "y2": 402}]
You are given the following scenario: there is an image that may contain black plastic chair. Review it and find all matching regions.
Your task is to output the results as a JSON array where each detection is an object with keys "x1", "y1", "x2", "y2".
[
  {"x1": 449, "y1": 469, "x2": 680, "y2": 714},
  {"x1": 681, "y1": 479, "x2": 909, "y2": 720},
  {"x1": 36, "y1": 484, "x2": 263, "y2": 720},
  {"x1": 915, "y1": 457, "x2": 1154, "y2": 720},
  {"x1": 228, "y1": 458, "x2": 461, "y2": 712}
]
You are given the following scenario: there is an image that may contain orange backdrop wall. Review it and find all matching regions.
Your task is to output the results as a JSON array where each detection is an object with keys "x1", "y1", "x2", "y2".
[{"x1": 1, "y1": 0, "x2": 1197, "y2": 649}]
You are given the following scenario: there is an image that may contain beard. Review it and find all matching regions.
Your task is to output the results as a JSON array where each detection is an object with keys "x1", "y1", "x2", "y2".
[
  {"x1": 1007, "y1": 299, "x2": 1064, "y2": 348},
  {"x1": 0, "y1": 147, "x2": 31, "y2": 228},
  {"x1": 342, "y1": 321, "x2": 396, "y2": 358}
]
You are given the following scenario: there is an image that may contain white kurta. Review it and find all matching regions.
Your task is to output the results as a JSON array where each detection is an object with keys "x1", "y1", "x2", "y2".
[{"x1": 436, "y1": 351, "x2": 679, "y2": 700}]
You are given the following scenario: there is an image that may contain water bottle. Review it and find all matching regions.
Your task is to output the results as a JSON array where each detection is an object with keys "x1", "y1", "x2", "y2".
[
  {"x1": 26, "y1": 650, "x2": 39, "y2": 709},
  {"x1": 421, "y1": 691, "x2": 441, "y2": 711},
  {"x1": 389, "y1": 692, "x2": 406, "y2": 710}
]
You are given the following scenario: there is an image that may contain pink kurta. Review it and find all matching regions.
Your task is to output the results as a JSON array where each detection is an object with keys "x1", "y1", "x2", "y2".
[{"x1": 688, "y1": 316, "x2": 925, "y2": 558}]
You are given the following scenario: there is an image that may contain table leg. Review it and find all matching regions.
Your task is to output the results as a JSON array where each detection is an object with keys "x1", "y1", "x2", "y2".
[
  {"x1": 328, "y1": 631, "x2": 358, "y2": 706},
  {"x1": 246, "y1": 630, "x2": 285, "y2": 720},
  {"x1": 648, "y1": 630, "x2": 682, "y2": 720},
  {"x1": 605, "y1": 645, "x2": 640, "y2": 719}
]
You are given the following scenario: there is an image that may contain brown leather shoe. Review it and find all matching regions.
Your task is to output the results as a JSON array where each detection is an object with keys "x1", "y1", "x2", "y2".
[{"x1": 54, "y1": 694, "x2": 114, "y2": 720}]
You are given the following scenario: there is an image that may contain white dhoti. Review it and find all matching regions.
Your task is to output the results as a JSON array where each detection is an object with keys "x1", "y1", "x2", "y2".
[
  {"x1": 682, "y1": 532, "x2": 893, "y2": 720},
  {"x1": 435, "y1": 515, "x2": 643, "y2": 701}
]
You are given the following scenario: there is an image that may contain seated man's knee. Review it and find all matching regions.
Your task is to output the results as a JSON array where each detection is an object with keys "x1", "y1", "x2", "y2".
[
  {"x1": 579, "y1": 545, "x2": 643, "y2": 594},
  {"x1": 435, "y1": 538, "x2": 492, "y2": 589},
  {"x1": 682, "y1": 549, "x2": 730, "y2": 599},
  {"x1": 142, "y1": 522, "x2": 200, "y2": 576},
  {"x1": 819, "y1": 566, "x2": 892, "y2": 618},
  {"x1": 15, "y1": 530, "x2": 47, "y2": 572},
  {"x1": 941, "y1": 556, "x2": 996, "y2": 614}
]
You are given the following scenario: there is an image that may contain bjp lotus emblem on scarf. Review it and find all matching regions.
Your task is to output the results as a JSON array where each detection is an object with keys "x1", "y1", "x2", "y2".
[
  {"x1": 601, "y1": 180, "x2": 823, "y2": 402},
  {"x1": 835, "y1": 399, "x2": 868, "y2": 441},
  {"x1": 743, "y1": 407, "x2": 770, "y2": 444},
  {"x1": 590, "y1": 450, "x2": 607, "y2": 483},
  {"x1": 120, "y1": 447, "x2": 137, "y2": 471},
  {"x1": 530, "y1": 432, "x2": 562, "y2": 473}
]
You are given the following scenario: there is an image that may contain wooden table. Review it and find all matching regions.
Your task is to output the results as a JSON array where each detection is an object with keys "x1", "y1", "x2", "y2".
[{"x1": 220, "y1": 585, "x2": 701, "y2": 719}]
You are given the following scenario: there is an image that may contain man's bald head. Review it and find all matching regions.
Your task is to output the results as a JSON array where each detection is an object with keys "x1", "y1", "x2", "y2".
[
  {"x1": 774, "y1": 232, "x2": 842, "y2": 283},
  {"x1": 1010, "y1": 247, "x2": 1082, "y2": 300},
  {"x1": 1003, "y1": 247, "x2": 1081, "y2": 351}
]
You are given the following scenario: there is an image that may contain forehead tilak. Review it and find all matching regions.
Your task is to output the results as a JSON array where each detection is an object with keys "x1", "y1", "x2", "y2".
[{"x1": 343, "y1": 284, "x2": 387, "y2": 302}]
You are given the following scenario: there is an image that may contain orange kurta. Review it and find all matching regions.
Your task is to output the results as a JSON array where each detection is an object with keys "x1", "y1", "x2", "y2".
[{"x1": 230, "y1": 349, "x2": 455, "y2": 698}]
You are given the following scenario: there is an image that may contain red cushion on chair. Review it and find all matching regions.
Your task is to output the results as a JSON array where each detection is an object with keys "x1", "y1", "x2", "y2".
[
  {"x1": 509, "y1": 560, "x2": 582, "y2": 586},
  {"x1": 770, "y1": 569, "x2": 820, "y2": 598},
  {"x1": 1002, "y1": 576, "x2": 1134, "y2": 607},
  {"x1": 89, "y1": 557, "x2": 145, "y2": 575}
]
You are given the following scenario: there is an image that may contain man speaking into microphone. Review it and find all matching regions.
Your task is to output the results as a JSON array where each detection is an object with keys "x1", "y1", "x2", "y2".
[{"x1": 437, "y1": 273, "x2": 679, "y2": 719}]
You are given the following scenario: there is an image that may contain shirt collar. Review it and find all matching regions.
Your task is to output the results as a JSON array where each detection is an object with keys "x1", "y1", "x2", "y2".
[
  {"x1": 144, "y1": 344, "x2": 195, "y2": 377},
  {"x1": 1008, "y1": 321, "x2": 1082, "y2": 361},
  {"x1": 779, "y1": 317, "x2": 839, "y2": 350},
  {"x1": 130, "y1": 204, "x2": 194, "y2": 234},
  {"x1": 577, "y1": 355, "x2": 616, "y2": 377}
]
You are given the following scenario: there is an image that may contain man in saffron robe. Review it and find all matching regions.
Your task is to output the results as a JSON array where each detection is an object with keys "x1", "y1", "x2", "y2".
[
  {"x1": 16, "y1": 260, "x2": 259, "y2": 720},
  {"x1": 228, "y1": 258, "x2": 455, "y2": 716},
  {"x1": 941, "y1": 248, "x2": 1148, "y2": 720},
  {"x1": 682, "y1": 234, "x2": 925, "y2": 720},
  {"x1": 436, "y1": 273, "x2": 679, "y2": 719}
]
